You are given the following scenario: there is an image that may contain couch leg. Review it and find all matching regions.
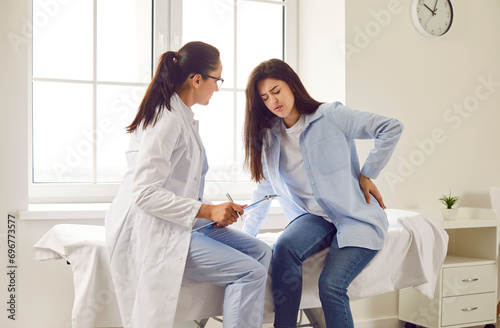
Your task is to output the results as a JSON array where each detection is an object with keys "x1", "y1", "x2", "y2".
[
  {"x1": 302, "y1": 308, "x2": 326, "y2": 328},
  {"x1": 193, "y1": 318, "x2": 209, "y2": 328}
]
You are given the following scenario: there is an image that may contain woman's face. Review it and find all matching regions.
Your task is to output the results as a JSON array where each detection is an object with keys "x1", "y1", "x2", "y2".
[
  {"x1": 195, "y1": 60, "x2": 223, "y2": 106},
  {"x1": 257, "y1": 78, "x2": 300, "y2": 128}
]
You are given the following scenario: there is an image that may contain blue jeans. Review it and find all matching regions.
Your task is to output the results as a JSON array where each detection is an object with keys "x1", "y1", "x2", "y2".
[
  {"x1": 185, "y1": 219, "x2": 272, "y2": 328},
  {"x1": 272, "y1": 214, "x2": 378, "y2": 328}
]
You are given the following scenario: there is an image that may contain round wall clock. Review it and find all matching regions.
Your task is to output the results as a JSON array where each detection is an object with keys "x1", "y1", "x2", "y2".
[{"x1": 411, "y1": 0, "x2": 453, "y2": 37}]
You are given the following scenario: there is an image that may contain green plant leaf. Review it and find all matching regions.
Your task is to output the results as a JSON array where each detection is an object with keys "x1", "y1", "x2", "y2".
[{"x1": 438, "y1": 189, "x2": 460, "y2": 209}]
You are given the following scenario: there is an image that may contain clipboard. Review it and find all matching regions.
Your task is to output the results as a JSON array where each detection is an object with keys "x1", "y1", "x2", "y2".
[
  {"x1": 241, "y1": 194, "x2": 280, "y2": 211},
  {"x1": 192, "y1": 194, "x2": 280, "y2": 232}
]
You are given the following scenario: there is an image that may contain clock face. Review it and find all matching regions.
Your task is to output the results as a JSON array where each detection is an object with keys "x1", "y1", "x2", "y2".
[{"x1": 412, "y1": 0, "x2": 453, "y2": 37}]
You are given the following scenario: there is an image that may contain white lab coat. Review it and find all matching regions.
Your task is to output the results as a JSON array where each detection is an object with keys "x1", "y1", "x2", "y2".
[{"x1": 105, "y1": 93, "x2": 205, "y2": 328}]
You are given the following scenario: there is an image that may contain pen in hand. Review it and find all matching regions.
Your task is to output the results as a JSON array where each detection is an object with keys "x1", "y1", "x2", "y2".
[
  {"x1": 192, "y1": 194, "x2": 245, "y2": 233},
  {"x1": 226, "y1": 193, "x2": 244, "y2": 223}
]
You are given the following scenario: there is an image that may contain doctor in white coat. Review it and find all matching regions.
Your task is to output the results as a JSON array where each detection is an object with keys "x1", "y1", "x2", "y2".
[{"x1": 105, "y1": 41, "x2": 272, "y2": 328}]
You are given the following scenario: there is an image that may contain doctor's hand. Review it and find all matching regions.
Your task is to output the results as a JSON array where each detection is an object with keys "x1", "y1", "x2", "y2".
[
  {"x1": 196, "y1": 202, "x2": 245, "y2": 228},
  {"x1": 359, "y1": 174, "x2": 386, "y2": 209}
]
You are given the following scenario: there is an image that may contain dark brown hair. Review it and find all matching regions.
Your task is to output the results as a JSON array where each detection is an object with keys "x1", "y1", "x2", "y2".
[
  {"x1": 244, "y1": 58, "x2": 323, "y2": 182},
  {"x1": 127, "y1": 41, "x2": 220, "y2": 133}
]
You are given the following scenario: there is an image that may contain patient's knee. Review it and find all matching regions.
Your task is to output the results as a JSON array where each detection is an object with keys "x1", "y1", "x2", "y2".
[
  {"x1": 318, "y1": 273, "x2": 346, "y2": 300},
  {"x1": 273, "y1": 236, "x2": 300, "y2": 260}
]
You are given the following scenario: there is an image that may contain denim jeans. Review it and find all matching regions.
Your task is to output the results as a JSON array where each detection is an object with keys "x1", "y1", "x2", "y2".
[
  {"x1": 272, "y1": 214, "x2": 378, "y2": 328},
  {"x1": 185, "y1": 219, "x2": 272, "y2": 328}
]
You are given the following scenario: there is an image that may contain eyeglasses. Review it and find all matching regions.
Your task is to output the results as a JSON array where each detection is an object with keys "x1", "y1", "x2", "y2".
[
  {"x1": 203, "y1": 74, "x2": 224, "y2": 88},
  {"x1": 190, "y1": 74, "x2": 224, "y2": 88}
]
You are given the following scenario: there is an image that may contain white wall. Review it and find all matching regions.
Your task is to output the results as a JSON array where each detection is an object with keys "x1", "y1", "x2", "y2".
[
  {"x1": 298, "y1": 0, "x2": 345, "y2": 104},
  {"x1": 299, "y1": 0, "x2": 500, "y2": 323},
  {"x1": 1, "y1": 0, "x2": 30, "y2": 327},
  {"x1": 0, "y1": 1, "x2": 105, "y2": 327},
  {"x1": 300, "y1": 0, "x2": 500, "y2": 210},
  {"x1": 345, "y1": 0, "x2": 500, "y2": 210}
]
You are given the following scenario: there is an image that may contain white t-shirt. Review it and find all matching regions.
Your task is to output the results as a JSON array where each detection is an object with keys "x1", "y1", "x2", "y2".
[{"x1": 279, "y1": 115, "x2": 330, "y2": 221}]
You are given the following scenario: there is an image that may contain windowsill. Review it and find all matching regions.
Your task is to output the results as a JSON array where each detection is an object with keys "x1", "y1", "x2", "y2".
[
  {"x1": 19, "y1": 201, "x2": 285, "y2": 221},
  {"x1": 19, "y1": 203, "x2": 112, "y2": 220}
]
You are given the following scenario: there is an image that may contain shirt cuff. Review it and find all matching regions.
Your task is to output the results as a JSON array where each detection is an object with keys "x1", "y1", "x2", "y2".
[{"x1": 361, "y1": 165, "x2": 382, "y2": 179}]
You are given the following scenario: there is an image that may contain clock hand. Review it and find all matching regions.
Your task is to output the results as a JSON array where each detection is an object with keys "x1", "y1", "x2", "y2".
[
  {"x1": 424, "y1": 4, "x2": 436, "y2": 15},
  {"x1": 424, "y1": 13, "x2": 434, "y2": 27},
  {"x1": 433, "y1": 0, "x2": 438, "y2": 12}
]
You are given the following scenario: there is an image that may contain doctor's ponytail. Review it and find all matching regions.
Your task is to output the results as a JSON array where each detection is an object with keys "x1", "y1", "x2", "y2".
[{"x1": 127, "y1": 42, "x2": 220, "y2": 133}]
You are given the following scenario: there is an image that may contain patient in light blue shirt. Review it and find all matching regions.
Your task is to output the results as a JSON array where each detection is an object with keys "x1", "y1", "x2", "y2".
[{"x1": 241, "y1": 59, "x2": 403, "y2": 328}]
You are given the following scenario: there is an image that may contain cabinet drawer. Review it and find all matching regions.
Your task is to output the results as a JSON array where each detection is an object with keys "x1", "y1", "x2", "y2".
[
  {"x1": 442, "y1": 265, "x2": 496, "y2": 297},
  {"x1": 441, "y1": 292, "x2": 496, "y2": 327}
]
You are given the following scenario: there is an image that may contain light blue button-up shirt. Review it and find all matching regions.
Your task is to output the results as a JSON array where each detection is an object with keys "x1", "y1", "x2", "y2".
[{"x1": 242, "y1": 102, "x2": 403, "y2": 250}]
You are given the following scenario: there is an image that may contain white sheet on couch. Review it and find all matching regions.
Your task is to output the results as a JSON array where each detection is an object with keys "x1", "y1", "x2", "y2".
[{"x1": 33, "y1": 209, "x2": 448, "y2": 328}]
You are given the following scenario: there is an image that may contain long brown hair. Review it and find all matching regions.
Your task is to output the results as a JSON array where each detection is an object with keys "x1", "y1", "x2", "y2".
[
  {"x1": 127, "y1": 41, "x2": 220, "y2": 133},
  {"x1": 244, "y1": 59, "x2": 323, "y2": 182}
]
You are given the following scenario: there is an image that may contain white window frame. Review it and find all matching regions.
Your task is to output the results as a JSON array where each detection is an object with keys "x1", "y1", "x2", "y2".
[{"x1": 28, "y1": 0, "x2": 298, "y2": 203}]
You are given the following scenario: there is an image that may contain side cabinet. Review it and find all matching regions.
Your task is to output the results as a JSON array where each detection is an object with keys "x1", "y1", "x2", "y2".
[{"x1": 399, "y1": 207, "x2": 498, "y2": 328}]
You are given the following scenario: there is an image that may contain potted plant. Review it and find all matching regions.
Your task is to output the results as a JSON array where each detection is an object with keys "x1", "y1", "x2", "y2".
[{"x1": 439, "y1": 189, "x2": 460, "y2": 220}]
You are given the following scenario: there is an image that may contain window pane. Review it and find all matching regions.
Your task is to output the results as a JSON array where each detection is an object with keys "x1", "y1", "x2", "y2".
[
  {"x1": 96, "y1": 84, "x2": 146, "y2": 182},
  {"x1": 32, "y1": 0, "x2": 93, "y2": 80},
  {"x1": 237, "y1": 2, "x2": 283, "y2": 88},
  {"x1": 97, "y1": 0, "x2": 152, "y2": 83},
  {"x1": 33, "y1": 81, "x2": 93, "y2": 182},
  {"x1": 192, "y1": 91, "x2": 234, "y2": 182},
  {"x1": 182, "y1": 0, "x2": 235, "y2": 88},
  {"x1": 236, "y1": 91, "x2": 251, "y2": 182}
]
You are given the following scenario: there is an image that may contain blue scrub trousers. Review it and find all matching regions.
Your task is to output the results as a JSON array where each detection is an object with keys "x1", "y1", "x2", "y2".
[
  {"x1": 185, "y1": 219, "x2": 272, "y2": 328},
  {"x1": 272, "y1": 214, "x2": 378, "y2": 328}
]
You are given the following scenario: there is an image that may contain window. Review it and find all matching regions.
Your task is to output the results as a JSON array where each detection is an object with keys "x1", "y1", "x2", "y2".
[{"x1": 29, "y1": 0, "x2": 297, "y2": 202}]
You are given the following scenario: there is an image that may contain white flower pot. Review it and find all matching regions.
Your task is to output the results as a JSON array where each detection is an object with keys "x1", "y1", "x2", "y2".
[{"x1": 442, "y1": 208, "x2": 459, "y2": 220}]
